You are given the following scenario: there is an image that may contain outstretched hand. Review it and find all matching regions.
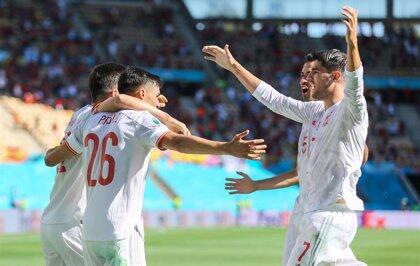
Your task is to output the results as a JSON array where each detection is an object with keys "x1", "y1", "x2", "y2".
[
  {"x1": 225, "y1": 130, "x2": 266, "y2": 160},
  {"x1": 225, "y1": 171, "x2": 257, "y2": 194},
  {"x1": 202, "y1": 44, "x2": 237, "y2": 72}
]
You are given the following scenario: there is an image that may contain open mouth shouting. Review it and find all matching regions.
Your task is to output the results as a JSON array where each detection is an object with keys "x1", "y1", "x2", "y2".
[{"x1": 301, "y1": 86, "x2": 309, "y2": 96}]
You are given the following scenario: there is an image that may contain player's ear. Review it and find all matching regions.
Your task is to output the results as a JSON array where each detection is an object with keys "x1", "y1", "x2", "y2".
[
  {"x1": 110, "y1": 85, "x2": 119, "y2": 97},
  {"x1": 136, "y1": 88, "x2": 145, "y2": 99},
  {"x1": 331, "y1": 71, "x2": 341, "y2": 81}
]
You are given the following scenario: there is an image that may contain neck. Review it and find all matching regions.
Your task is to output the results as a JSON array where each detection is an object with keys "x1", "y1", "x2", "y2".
[{"x1": 323, "y1": 84, "x2": 344, "y2": 109}]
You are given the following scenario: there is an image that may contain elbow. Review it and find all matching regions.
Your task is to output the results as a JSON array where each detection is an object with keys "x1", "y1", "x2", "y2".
[
  {"x1": 44, "y1": 156, "x2": 55, "y2": 167},
  {"x1": 161, "y1": 133, "x2": 184, "y2": 153}
]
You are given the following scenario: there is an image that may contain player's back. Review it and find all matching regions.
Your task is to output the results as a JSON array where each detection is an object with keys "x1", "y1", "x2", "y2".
[
  {"x1": 72, "y1": 109, "x2": 168, "y2": 241},
  {"x1": 41, "y1": 105, "x2": 92, "y2": 224}
]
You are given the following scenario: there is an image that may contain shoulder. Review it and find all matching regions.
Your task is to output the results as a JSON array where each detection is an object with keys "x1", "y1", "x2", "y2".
[
  {"x1": 67, "y1": 105, "x2": 92, "y2": 131},
  {"x1": 119, "y1": 110, "x2": 159, "y2": 126},
  {"x1": 76, "y1": 105, "x2": 93, "y2": 120},
  {"x1": 306, "y1": 101, "x2": 324, "y2": 113}
]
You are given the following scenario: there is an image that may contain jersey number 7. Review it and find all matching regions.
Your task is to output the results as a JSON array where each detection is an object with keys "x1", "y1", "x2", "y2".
[{"x1": 84, "y1": 132, "x2": 118, "y2": 187}]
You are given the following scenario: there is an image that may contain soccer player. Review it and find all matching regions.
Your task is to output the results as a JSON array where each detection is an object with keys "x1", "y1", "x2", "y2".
[
  {"x1": 224, "y1": 61, "x2": 369, "y2": 265},
  {"x1": 44, "y1": 66, "x2": 267, "y2": 265},
  {"x1": 41, "y1": 62, "x2": 190, "y2": 266},
  {"x1": 204, "y1": 6, "x2": 367, "y2": 265}
]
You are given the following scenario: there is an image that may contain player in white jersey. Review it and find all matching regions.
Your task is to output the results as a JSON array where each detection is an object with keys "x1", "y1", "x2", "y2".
[
  {"x1": 41, "y1": 104, "x2": 92, "y2": 266},
  {"x1": 224, "y1": 61, "x2": 369, "y2": 265},
  {"x1": 41, "y1": 63, "x2": 191, "y2": 266},
  {"x1": 204, "y1": 6, "x2": 367, "y2": 265},
  {"x1": 45, "y1": 66, "x2": 267, "y2": 266}
]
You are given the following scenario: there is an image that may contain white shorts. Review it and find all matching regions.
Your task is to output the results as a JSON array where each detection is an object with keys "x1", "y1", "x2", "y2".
[
  {"x1": 83, "y1": 224, "x2": 145, "y2": 266},
  {"x1": 286, "y1": 210, "x2": 366, "y2": 266},
  {"x1": 282, "y1": 211, "x2": 303, "y2": 265},
  {"x1": 40, "y1": 219, "x2": 84, "y2": 266}
]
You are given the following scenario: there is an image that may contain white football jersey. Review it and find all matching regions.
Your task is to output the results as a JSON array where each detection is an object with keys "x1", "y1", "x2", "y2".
[
  {"x1": 66, "y1": 110, "x2": 169, "y2": 241},
  {"x1": 41, "y1": 105, "x2": 92, "y2": 224},
  {"x1": 292, "y1": 123, "x2": 311, "y2": 215},
  {"x1": 253, "y1": 67, "x2": 368, "y2": 213}
]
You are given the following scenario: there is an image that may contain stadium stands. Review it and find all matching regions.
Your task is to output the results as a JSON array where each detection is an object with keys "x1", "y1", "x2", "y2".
[
  {"x1": 1, "y1": 0, "x2": 418, "y2": 166},
  {"x1": 0, "y1": 0, "x2": 418, "y2": 211},
  {"x1": 0, "y1": 0, "x2": 95, "y2": 109},
  {"x1": 0, "y1": 96, "x2": 72, "y2": 149},
  {"x1": 0, "y1": 98, "x2": 42, "y2": 160},
  {"x1": 79, "y1": 1, "x2": 200, "y2": 70}
]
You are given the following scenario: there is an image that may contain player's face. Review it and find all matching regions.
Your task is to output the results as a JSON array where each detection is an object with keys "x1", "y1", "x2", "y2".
[
  {"x1": 300, "y1": 62, "x2": 316, "y2": 102},
  {"x1": 307, "y1": 60, "x2": 334, "y2": 101},
  {"x1": 142, "y1": 82, "x2": 162, "y2": 108}
]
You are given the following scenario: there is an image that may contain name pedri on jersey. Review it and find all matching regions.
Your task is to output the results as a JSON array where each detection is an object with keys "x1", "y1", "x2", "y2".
[{"x1": 66, "y1": 110, "x2": 169, "y2": 241}]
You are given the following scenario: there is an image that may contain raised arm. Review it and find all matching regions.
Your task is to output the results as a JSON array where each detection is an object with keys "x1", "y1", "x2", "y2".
[
  {"x1": 342, "y1": 6, "x2": 367, "y2": 124},
  {"x1": 225, "y1": 169, "x2": 299, "y2": 194},
  {"x1": 95, "y1": 94, "x2": 191, "y2": 135},
  {"x1": 343, "y1": 6, "x2": 362, "y2": 72},
  {"x1": 160, "y1": 130, "x2": 266, "y2": 160},
  {"x1": 202, "y1": 45, "x2": 317, "y2": 124},
  {"x1": 203, "y1": 45, "x2": 260, "y2": 94}
]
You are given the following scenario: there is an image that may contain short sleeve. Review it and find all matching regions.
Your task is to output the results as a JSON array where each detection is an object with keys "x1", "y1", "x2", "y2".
[
  {"x1": 65, "y1": 118, "x2": 87, "y2": 155},
  {"x1": 134, "y1": 112, "x2": 170, "y2": 149}
]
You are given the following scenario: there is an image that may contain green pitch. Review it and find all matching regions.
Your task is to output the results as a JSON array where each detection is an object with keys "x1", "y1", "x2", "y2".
[{"x1": 0, "y1": 228, "x2": 419, "y2": 266}]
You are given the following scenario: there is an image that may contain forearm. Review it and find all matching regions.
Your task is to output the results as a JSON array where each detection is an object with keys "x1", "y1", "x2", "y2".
[
  {"x1": 255, "y1": 169, "x2": 298, "y2": 190},
  {"x1": 45, "y1": 147, "x2": 58, "y2": 161},
  {"x1": 44, "y1": 143, "x2": 75, "y2": 166},
  {"x1": 346, "y1": 46, "x2": 362, "y2": 72},
  {"x1": 345, "y1": 27, "x2": 362, "y2": 72},
  {"x1": 161, "y1": 133, "x2": 227, "y2": 155},
  {"x1": 99, "y1": 95, "x2": 172, "y2": 124},
  {"x1": 230, "y1": 61, "x2": 261, "y2": 94}
]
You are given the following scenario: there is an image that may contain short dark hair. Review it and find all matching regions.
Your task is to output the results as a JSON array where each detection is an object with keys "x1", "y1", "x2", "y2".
[
  {"x1": 306, "y1": 49, "x2": 347, "y2": 72},
  {"x1": 88, "y1": 62, "x2": 126, "y2": 101},
  {"x1": 118, "y1": 66, "x2": 162, "y2": 95}
]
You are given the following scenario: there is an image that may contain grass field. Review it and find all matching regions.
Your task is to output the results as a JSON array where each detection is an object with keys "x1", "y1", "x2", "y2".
[{"x1": 0, "y1": 227, "x2": 419, "y2": 266}]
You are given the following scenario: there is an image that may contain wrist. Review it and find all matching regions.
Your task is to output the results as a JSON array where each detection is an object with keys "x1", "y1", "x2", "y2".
[
  {"x1": 160, "y1": 112, "x2": 172, "y2": 125},
  {"x1": 230, "y1": 60, "x2": 241, "y2": 74},
  {"x1": 252, "y1": 180, "x2": 259, "y2": 192},
  {"x1": 219, "y1": 142, "x2": 230, "y2": 155}
]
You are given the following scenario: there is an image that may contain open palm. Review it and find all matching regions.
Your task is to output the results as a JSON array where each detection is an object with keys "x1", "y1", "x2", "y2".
[{"x1": 202, "y1": 44, "x2": 237, "y2": 71}]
